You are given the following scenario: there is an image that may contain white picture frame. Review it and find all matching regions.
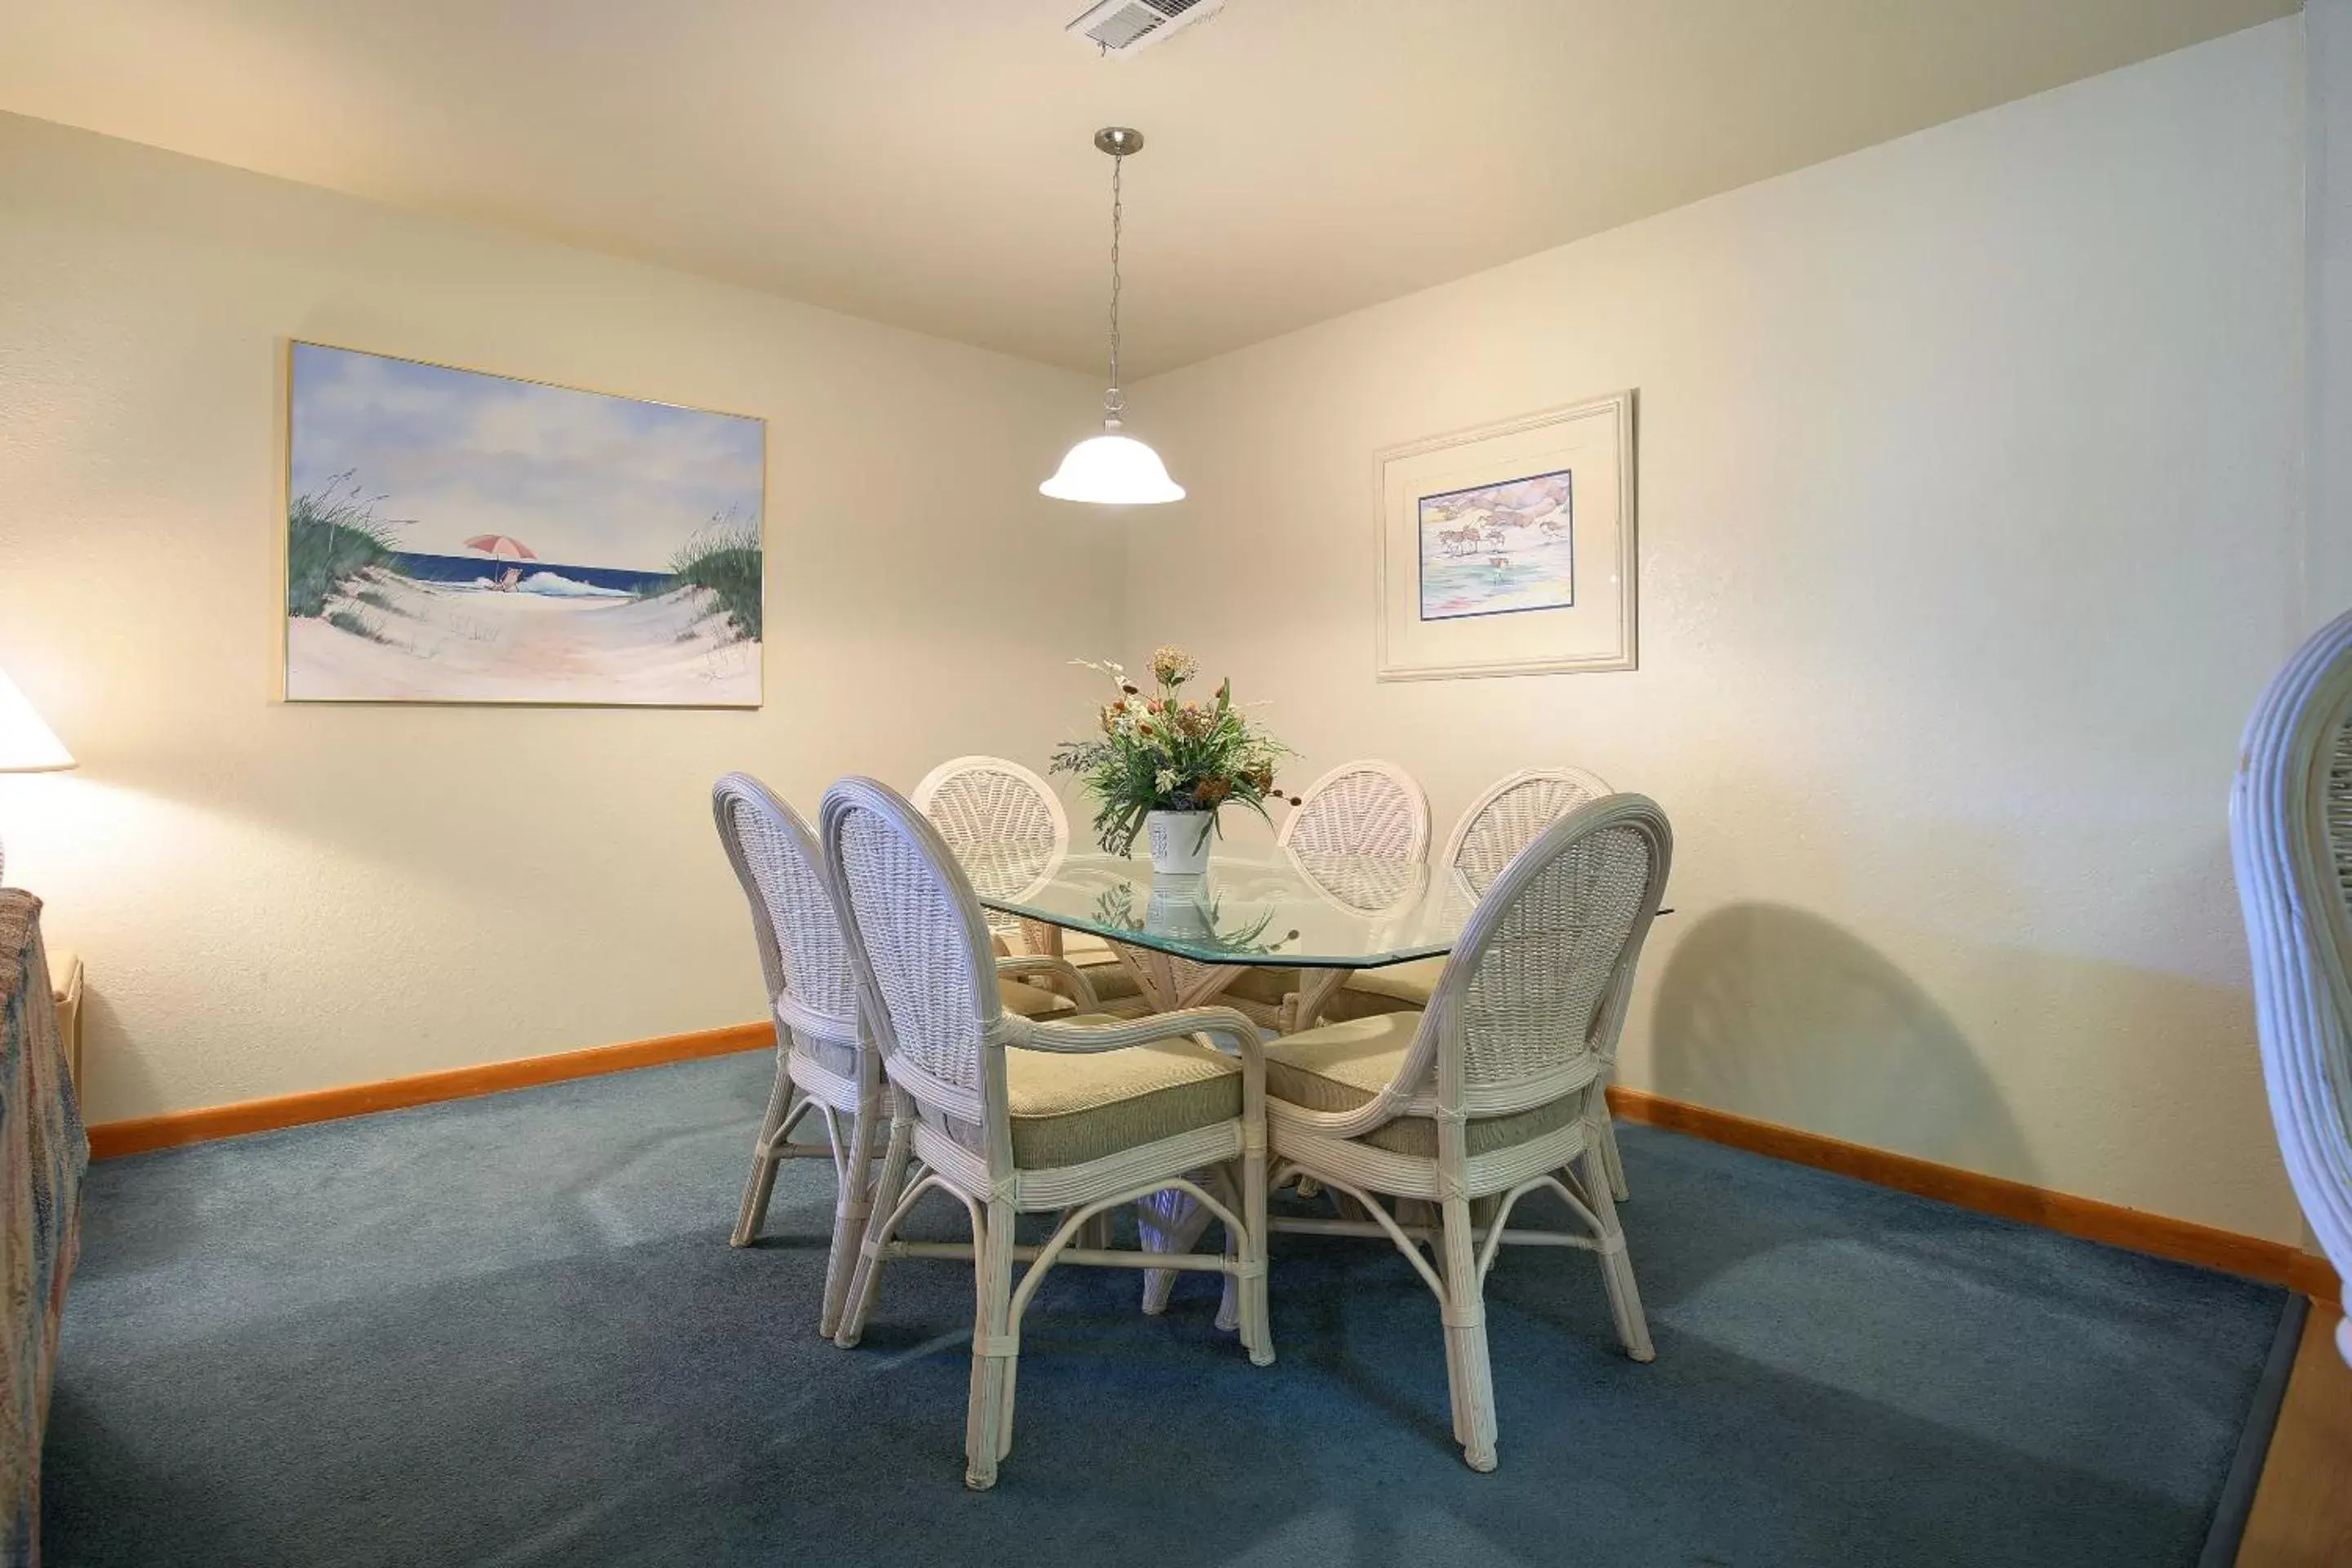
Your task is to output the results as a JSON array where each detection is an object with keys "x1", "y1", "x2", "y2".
[{"x1": 1374, "y1": 391, "x2": 1637, "y2": 681}]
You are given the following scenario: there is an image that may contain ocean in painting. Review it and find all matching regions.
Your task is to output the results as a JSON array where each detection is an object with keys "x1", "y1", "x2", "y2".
[
  {"x1": 1418, "y1": 467, "x2": 1575, "y2": 621},
  {"x1": 284, "y1": 342, "x2": 765, "y2": 706},
  {"x1": 388, "y1": 553, "x2": 670, "y2": 596}
]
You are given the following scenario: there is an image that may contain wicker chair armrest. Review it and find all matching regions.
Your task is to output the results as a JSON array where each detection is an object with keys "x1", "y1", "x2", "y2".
[
  {"x1": 993, "y1": 954, "x2": 1099, "y2": 1011},
  {"x1": 1018, "y1": 1005, "x2": 1265, "y2": 1076}
]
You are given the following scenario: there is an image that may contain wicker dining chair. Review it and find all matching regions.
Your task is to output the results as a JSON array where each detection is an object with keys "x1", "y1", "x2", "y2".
[
  {"x1": 1261, "y1": 794, "x2": 1671, "y2": 1472},
  {"x1": 713, "y1": 773, "x2": 1096, "y2": 1338},
  {"x1": 1335, "y1": 765, "x2": 1637, "y2": 1199},
  {"x1": 818, "y1": 776, "x2": 1274, "y2": 1490},
  {"x1": 2232, "y1": 608, "x2": 2352, "y2": 1366},
  {"x1": 913, "y1": 755, "x2": 1148, "y2": 1018},
  {"x1": 1223, "y1": 759, "x2": 1432, "y2": 1031}
]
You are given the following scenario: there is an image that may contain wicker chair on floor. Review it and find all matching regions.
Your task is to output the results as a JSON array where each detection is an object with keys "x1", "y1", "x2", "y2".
[
  {"x1": 819, "y1": 776, "x2": 1274, "y2": 1490},
  {"x1": 1334, "y1": 765, "x2": 1638, "y2": 1200},
  {"x1": 1262, "y1": 793, "x2": 1671, "y2": 1472},
  {"x1": 912, "y1": 755, "x2": 1147, "y2": 1019},
  {"x1": 2232, "y1": 607, "x2": 2352, "y2": 1366},
  {"x1": 713, "y1": 773, "x2": 1095, "y2": 1339},
  {"x1": 1224, "y1": 759, "x2": 1432, "y2": 1032}
]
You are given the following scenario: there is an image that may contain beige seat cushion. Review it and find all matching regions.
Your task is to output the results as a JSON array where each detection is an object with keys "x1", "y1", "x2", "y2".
[
  {"x1": 1061, "y1": 931, "x2": 1116, "y2": 961},
  {"x1": 1066, "y1": 947, "x2": 1143, "y2": 1002},
  {"x1": 1218, "y1": 965, "x2": 1297, "y2": 1009},
  {"x1": 1264, "y1": 1011, "x2": 1580, "y2": 1160},
  {"x1": 998, "y1": 978, "x2": 1080, "y2": 1018},
  {"x1": 1345, "y1": 956, "x2": 1443, "y2": 1004},
  {"x1": 1004, "y1": 1030, "x2": 1241, "y2": 1168}
]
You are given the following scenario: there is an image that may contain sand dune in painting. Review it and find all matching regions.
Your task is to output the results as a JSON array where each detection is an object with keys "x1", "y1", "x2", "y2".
[{"x1": 286, "y1": 571, "x2": 756, "y2": 704}]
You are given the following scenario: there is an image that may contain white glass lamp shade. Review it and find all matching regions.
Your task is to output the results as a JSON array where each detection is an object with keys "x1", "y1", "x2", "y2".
[
  {"x1": 0, "y1": 668, "x2": 74, "y2": 773},
  {"x1": 1040, "y1": 426, "x2": 1185, "y2": 506}
]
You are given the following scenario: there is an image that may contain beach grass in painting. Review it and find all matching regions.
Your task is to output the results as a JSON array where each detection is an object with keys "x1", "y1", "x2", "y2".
[
  {"x1": 283, "y1": 343, "x2": 766, "y2": 706},
  {"x1": 1417, "y1": 467, "x2": 1574, "y2": 621}
]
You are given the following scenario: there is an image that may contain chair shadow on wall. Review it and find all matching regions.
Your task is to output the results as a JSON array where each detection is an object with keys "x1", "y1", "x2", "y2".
[
  {"x1": 1627, "y1": 902, "x2": 2038, "y2": 1301},
  {"x1": 1648, "y1": 901, "x2": 2029, "y2": 1180}
]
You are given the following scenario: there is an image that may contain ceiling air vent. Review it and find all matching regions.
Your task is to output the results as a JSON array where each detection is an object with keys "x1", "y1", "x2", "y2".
[{"x1": 1066, "y1": 0, "x2": 1225, "y2": 56}]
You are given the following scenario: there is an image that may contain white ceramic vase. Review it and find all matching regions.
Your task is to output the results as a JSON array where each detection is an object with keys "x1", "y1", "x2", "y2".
[{"x1": 1145, "y1": 808, "x2": 1217, "y2": 875}]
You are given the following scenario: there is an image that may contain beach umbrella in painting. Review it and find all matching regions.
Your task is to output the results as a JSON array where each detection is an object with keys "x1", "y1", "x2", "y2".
[{"x1": 462, "y1": 534, "x2": 537, "y2": 562}]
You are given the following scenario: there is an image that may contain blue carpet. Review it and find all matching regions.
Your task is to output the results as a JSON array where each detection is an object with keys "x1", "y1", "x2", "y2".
[{"x1": 42, "y1": 1053, "x2": 2284, "y2": 1566}]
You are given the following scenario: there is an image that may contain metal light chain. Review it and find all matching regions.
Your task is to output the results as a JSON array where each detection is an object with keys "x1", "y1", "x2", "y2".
[{"x1": 1104, "y1": 150, "x2": 1125, "y2": 422}]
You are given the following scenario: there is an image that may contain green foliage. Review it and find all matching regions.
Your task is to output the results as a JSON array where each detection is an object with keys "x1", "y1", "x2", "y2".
[
  {"x1": 665, "y1": 510, "x2": 763, "y2": 643},
  {"x1": 1051, "y1": 648, "x2": 1295, "y2": 857},
  {"x1": 324, "y1": 608, "x2": 389, "y2": 644},
  {"x1": 287, "y1": 473, "x2": 407, "y2": 618}
]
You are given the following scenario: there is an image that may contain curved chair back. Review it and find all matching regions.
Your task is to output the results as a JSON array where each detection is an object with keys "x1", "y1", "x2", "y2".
[
  {"x1": 912, "y1": 755, "x2": 1067, "y2": 951},
  {"x1": 2232, "y1": 608, "x2": 2352, "y2": 1362},
  {"x1": 1278, "y1": 760, "x2": 1432, "y2": 862},
  {"x1": 1408, "y1": 795, "x2": 1670, "y2": 1121},
  {"x1": 711, "y1": 773, "x2": 859, "y2": 1049},
  {"x1": 1441, "y1": 766, "x2": 1615, "y2": 887},
  {"x1": 822, "y1": 775, "x2": 1009, "y2": 1143}
]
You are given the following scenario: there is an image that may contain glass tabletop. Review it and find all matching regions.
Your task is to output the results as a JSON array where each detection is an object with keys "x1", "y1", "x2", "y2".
[{"x1": 964, "y1": 844, "x2": 1481, "y2": 969}]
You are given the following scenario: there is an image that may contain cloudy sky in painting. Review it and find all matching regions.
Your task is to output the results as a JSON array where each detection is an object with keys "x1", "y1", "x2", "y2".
[{"x1": 289, "y1": 343, "x2": 764, "y2": 570}]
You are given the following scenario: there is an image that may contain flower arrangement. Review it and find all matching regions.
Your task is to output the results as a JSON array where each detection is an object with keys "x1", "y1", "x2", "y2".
[{"x1": 1052, "y1": 646, "x2": 1297, "y2": 858}]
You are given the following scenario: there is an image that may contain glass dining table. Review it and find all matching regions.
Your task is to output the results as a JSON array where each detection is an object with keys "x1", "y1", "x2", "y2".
[{"x1": 966, "y1": 843, "x2": 1481, "y2": 1032}]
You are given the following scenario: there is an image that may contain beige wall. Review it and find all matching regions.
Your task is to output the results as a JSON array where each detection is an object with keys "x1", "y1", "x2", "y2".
[
  {"x1": 0, "y1": 22, "x2": 2318, "y2": 1245},
  {"x1": 1125, "y1": 21, "x2": 2309, "y2": 1240},
  {"x1": 0, "y1": 111, "x2": 1119, "y2": 1123}
]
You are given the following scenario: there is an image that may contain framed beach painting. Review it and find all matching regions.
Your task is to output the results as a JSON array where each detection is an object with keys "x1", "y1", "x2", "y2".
[
  {"x1": 282, "y1": 341, "x2": 765, "y2": 706},
  {"x1": 1374, "y1": 392, "x2": 1635, "y2": 680}
]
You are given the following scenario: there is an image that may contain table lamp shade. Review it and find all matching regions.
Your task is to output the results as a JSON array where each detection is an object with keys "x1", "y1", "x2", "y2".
[{"x1": 0, "y1": 668, "x2": 74, "y2": 773}]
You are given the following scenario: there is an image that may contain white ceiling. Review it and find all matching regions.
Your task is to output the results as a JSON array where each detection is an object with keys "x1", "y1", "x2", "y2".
[{"x1": 0, "y1": 0, "x2": 2296, "y2": 376}]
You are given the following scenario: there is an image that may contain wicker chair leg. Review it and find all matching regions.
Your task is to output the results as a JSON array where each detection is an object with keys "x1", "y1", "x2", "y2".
[
  {"x1": 1579, "y1": 1146, "x2": 1654, "y2": 1361},
  {"x1": 965, "y1": 1199, "x2": 1019, "y2": 1490},
  {"x1": 730, "y1": 1071, "x2": 800, "y2": 1248},
  {"x1": 817, "y1": 1095, "x2": 880, "y2": 1339},
  {"x1": 834, "y1": 1111, "x2": 913, "y2": 1349},
  {"x1": 1241, "y1": 1142, "x2": 1274, "y2": 1366},
  {"x1": 1594, "y1": 1095, "x2": 1631, "y2": 1202},
  {"x1": 1437, "y1": 1196, "x2": 1499, "y2": 1472}
]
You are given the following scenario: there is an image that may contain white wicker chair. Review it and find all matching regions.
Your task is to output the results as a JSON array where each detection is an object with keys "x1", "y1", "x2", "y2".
[
  {"x1": 913, "y1": 755, "x2": 1147, "y2": 1018},
  {"x1": 1224, "y1": 760, "x2": 1432, "y2": 1032},
  {"x1": 818, "y1": 776, "x2": 1274, "y2": 1490},
  {"x1": 2233, "y1": 608, "x2": 2352, "y2": 1365},
  {"x1": 1338, "y1": 765, "x2": 1637, "y2": 1200},
  {"x1": 1441, "y1": 766, "x2": 1615, "y2": 878},
  {"x1": 1280, "y1": 759, "x2": 1432, "y2": 861},
  {"x1": 711, "y1": 773, "x2": 884, "y2": 1339},
  {"x1": 1263, "y1": 793, "x2": 1671, "y2": 1472},
  {"x1": 714, "y1": 773, "x2": 1096, "y2": 1338}
]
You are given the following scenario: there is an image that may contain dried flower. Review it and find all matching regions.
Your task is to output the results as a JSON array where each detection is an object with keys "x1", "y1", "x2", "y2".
[
  {"x1": 1052, "y1": 650, "x2": 1296, "y2": 856},
  {"x1": 1151, "y1": 646, "x2": 1198, "y2": 688}
]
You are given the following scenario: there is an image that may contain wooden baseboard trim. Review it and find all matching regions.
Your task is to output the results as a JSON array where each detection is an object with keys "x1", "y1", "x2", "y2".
[
  {"x1": 1606, "y1": 1085, "x2": 2340, "y2": 1307},
  {"x1": 82, "y1": 1036, "x2": 2336, "y2": 1307},
  {"x1": 87, "y1": 1022, "x2": 775, "y2": 1160}
]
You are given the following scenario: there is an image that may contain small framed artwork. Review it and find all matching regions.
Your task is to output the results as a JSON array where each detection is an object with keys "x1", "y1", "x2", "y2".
[
  {"x1": 282, "y1": 341, "x2": 766, "y2": 706},
  {"x1": 1374, "y1": 391, "x2": 1635, "y2": 680}
]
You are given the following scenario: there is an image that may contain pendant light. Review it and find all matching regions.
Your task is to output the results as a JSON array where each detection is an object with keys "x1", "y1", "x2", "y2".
[{"x1": 1040, "y1": 127, "x2": 1185, "y2": 506}]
